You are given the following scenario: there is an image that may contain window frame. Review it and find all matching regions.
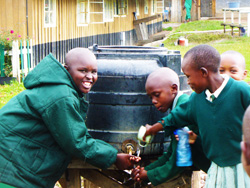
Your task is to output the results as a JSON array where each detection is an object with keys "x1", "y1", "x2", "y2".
[
  {"x1": 144, "y1": 0, "x2": 149, "y2": 14},
  {"x1": 77, "y1": 0, "x2": 90, "y2": 26},
  {"x1": 136, "y1": 0, "x2": 140, "y2": 16},
  {"x1": 113, "y1": 0, "x2": 128, "y2": 17},
  {"x1": 44, "y1": 0, "x2": 57, "y2": 28}
]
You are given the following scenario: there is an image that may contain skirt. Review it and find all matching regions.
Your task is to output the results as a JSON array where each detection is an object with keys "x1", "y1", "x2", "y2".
[{"x1": 205, "y1": 162, "x2": 250, "y2": 188}]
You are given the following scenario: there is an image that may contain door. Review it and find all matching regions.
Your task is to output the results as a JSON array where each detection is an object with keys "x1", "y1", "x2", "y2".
[{"x1": 201, "y1": 0, "x2": 212, "y2": 17}]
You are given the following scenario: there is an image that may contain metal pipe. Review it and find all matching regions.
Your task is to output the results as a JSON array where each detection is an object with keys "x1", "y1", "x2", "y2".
[{"x1": 26, "y1": 0, "x2": 29, "y2": 37}]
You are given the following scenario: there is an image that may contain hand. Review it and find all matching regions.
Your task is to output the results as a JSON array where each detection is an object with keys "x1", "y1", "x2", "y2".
[
  {"x1": 143, "y1": 124, "x2": 152, "y2": 141},
  {"x1": 131, "y1": 166, "x2": 148, "y2": 182},
  {"x1": 188, "y1": 131, "x2": 197, "y2": 144},
  {"x1": 143, "y1": 123, "x2": 163, "y2": 141},
  {"x1": 115, "y1": 153, "x2": 141, "y2": 170},
  {"x1": 175, "y1": 130, "x2": 197, "y2": 144}
]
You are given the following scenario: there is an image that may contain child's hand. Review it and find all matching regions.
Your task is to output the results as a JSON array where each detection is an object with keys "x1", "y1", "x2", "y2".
[
  {"x1": 175, "y1": 130, "x2": 197, "y2": 144},
  {"x1": 115, "y1": 153, "x2": 141, "y2": 170},
  {"x1": 188, "y1": 130, "x2": 197, "y2": 144},
  {"x1": 143, "y1": 123, "x2": 163, "y2": 141},
  {"x1": 143, "y1": 124, "x2": 152, "y2": 141},
  {"x1": 131, "y1": 166, "x2": 148, "y2": 182}
]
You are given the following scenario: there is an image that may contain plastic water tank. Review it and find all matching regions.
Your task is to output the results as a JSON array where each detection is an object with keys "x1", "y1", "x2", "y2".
[{"x1": 86, "y1": 45, "x2": 191, "y2": 156}]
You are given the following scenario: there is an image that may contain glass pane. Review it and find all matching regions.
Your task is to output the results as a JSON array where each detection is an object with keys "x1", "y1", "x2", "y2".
[
  {"x1": 50, "y1": 0, "x2": 53, "y2": 11},
  {"x1": 45, "y1": 12, "x2": 49, "y2": 24},
  {"x1": 45, "y1": 0, "x2": 49, "y2": 7},
  {"x1": 50, "y1": 12, "x2": 53, "y2": 24},
  {"x1": 80, "y1": 2, "x2": 86, "y2": 12}
]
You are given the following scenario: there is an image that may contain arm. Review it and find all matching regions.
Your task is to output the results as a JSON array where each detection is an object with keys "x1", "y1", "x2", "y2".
[
  {"x1": 43, "y1": 97, "x2": 117, "y2": 169},
  {"x1": 134, "y1": 137, "x2": 185, "y2": 186},
  {"x1": 143, "y1": 123, "x2": 164, "y2": 140},
  {"x1": 161, "y1": 99, "x2": 194, "y2": 136}
]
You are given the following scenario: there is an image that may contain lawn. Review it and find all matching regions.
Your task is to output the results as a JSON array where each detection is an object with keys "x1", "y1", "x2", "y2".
[
  {"x1": 0, "y1": 20, "x2": 250, "y2": 108},
  {"x1": 163, "y1": 20, "x2": 250, "y2": 82}
]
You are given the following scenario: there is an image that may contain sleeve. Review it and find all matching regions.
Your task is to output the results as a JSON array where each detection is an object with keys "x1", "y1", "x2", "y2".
[
  {"x1": 241, "y1": 82, "x2": 250, "y2": 109},
  {"x1": 160, "y1": 98, "x2": 195, "y2": 136},
  {"x1": 145, "y1": 138, "x2": 185, "y2": 186},
  {"x1": 42, "y1": 97, "x2": 118, "y2": 169}
]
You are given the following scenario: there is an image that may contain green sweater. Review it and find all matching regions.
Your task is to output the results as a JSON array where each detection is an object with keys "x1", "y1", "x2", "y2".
[
  {"x1": 145, "y1": 94, "x2": 210, "y2": 186},
  {"x1": 161, "y1": 78, "x2": 250, "y2": 167},
  {"x1": 0, "y1": 54, "x2": 118, "y2": 188}
]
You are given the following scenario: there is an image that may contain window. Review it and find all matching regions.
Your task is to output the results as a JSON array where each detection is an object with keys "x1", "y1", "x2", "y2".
[
  {"x1": 77, "y1": 0, "x2": 90, "y2": 25},
  {"x1": 114, "y1": 0, "x2": 128, "y2": 16},
  {"x1": 156, "y1": 0, "x2": 164, "y2": 13},
  {"x1": 151, "y1": 0, "x2": 156, "y2": 15},
  {"x1": 144, "y1": 0, "x2": 148, "y2": 14},
  {"x1": 44, "y1": 0, "x2": 56, "y2": 27},
  {"x1": 136, "y1": 0, "x2": 139, "y2": 16},
  {"x1": 104, "y1": 0, "x2": 114, "y2": 21}
]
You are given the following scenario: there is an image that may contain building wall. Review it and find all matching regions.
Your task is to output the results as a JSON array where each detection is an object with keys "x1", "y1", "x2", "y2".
[{"x1": 0, "y1": 0, "x2": 163, "y2": 65}]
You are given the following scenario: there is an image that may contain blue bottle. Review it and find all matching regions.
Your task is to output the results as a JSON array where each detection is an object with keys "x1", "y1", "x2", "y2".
[{"x1": 174, "y1": 127, "x2": 193, "y2": 167}]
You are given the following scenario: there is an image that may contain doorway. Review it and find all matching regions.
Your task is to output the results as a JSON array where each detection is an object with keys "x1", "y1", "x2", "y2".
[{"x1": 201, "y1": 0, "x2": 213, "y2": 17}]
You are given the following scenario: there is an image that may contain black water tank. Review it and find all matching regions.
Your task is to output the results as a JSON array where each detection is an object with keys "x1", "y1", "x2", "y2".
[{"x1": 87, "y1": 45, "x2": 190, "y2": 156}]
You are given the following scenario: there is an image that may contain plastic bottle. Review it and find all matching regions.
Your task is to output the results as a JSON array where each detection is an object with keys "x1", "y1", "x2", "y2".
[{"x1": 174, "y1": 127, "x2": 193, "y2": 167}]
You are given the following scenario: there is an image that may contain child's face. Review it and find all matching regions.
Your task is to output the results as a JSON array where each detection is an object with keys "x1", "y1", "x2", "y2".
[
  {"x1": 241, "y1": 141, "x2": 250, "y2": 177},
  {"x1": 146, "y1": 80, "x2": 177, "y2": 112},
  {"x1": 220, "y1": 55, "x2": 247, "y2": 81},
  {"x1": 67, "y1": 57, "x2": 98, "y2": 94},
  {"x1": 182, "y1": 58, "x2": 208, "y2": 94}
]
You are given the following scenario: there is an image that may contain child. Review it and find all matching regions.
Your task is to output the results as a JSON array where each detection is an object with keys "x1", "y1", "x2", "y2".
[
  {"x1": 131, "y1": 67, "x2": 210, "y2": 186},
  {"x1": 139, "y1": 45, "x2": 250, "y2": 187},
  {"x1": 242, "y1": 105, "x2": 250, "y2": 177},
  {"x1": 220, "y1": 50, "x2": 247, "y2": 81},
  {"x1": 182, "y1": 0, "x2": 196, "y2": 23},
  {"x1": 0, "y1": 48, "x2": 140, "y2": 188}
]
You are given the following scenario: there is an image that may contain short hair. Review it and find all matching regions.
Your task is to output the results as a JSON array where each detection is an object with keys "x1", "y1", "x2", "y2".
[
  {"x1": 243, "y1": 106, "x2": 250, "y2": 144},
  {"x1": 221, "y1": 50, "x2": 246, "y2": 69},
  {"x1": 184, "y1": 44, "x2": 221, "y2": 73}
]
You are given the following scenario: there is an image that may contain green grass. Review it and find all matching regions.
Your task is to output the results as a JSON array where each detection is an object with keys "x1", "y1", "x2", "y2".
[
  {"x1": 163, "y1": 20, "x2": 250, "y2": 82},
  {"x1": 0, "y1": 81, "x2": 25, "y2": 108},
  {"x1": 174, "y1": 20, "x2": 230, "y2": 32}
]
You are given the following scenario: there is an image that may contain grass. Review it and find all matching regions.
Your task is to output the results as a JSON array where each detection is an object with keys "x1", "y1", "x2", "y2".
[
  {"x1": 174, "y1": 20, "x2": 230, "y2": 32},
  {"x1": 163, "y1": 20, "x2": 250, "y2": 82},
  {"x1": 0, "y1": 81, "x2": 25, "y2": 108}
]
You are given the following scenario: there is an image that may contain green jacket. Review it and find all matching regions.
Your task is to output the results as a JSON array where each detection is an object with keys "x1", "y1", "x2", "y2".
[
  {"x1": 145, "y1": 94, "x2": 210, "y2": 186},
  {"x1": 0, "y1": 54, "x2": 118, "y2": 188},
  {"x1": 161, "y1": 78, "x2": 250, "y2": 167}
]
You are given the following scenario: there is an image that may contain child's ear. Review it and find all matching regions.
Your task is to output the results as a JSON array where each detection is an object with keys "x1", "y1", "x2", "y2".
[
  {"x1": 243, "y1": 70, "x2": 248, "y2": 80},
  {"x1": 200, "y1": 67, "x2": 208, "y2": 77},
  {"x1": 64, "y1": 65, "x2": 69, "y2": 71},
  {"x1": 241, "y1": 141, "x2": 250, "y2": 165},
  {"x1": 171, "y1": 84, "x2": 178, "y2": 94}
]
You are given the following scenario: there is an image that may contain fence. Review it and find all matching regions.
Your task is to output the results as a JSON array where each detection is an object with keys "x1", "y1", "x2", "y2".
[{"x1": 0, "y1": 39, "x2": 33, "y2": 83}]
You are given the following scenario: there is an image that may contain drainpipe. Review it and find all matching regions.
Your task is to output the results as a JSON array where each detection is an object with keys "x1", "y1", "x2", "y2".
[{"x1": 26, "y1": 0, "x2": 29, "y2": 37}]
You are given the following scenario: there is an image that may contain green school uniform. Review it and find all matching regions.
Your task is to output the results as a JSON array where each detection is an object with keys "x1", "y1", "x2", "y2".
[
  {"x1": 0, "y1": 54, "x2": 118, "y2": 188},
  {"x1": 161, "y1": 78, "x2": 250, "y2": 167},
  {"x1": 145, "y1": 93, "x2": 210, "y2": 186}
]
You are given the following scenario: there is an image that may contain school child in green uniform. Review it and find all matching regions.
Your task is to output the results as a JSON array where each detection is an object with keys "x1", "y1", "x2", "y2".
[
  {"x1": 136, "y1": 45, "x2": 250, "y2": 188},
  {"x1": 131, "y1": 67, "x2": 210, "y2": 186},
  {"x1": 220, "y1": 50, "x2": 247, "y2": 81},
  {"x1": 242, "y1": 106, "x2": 250, "y2": 177},
  {"x1": 0, "y1": 48, "x2": 140, "y2": 188},
  {"x1": 182, "y1": 0, "x2": 196, "y2": 22}
]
